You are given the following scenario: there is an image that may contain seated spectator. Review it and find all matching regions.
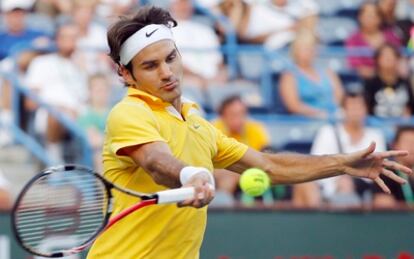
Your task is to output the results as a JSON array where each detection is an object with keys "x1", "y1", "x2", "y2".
[
  {"x1": 169, "y1": 0, "x2": 227, "y2": 89},
  {"x1": 24, "y1": 22, "x2": 88, "y2": 163},
  {"x1": 346, "y1": 2, "x2": 401, "y2": 79},
  {"x1": 215, "y1": 0, "x2": 318, "y2": 49},
  {"x1": 0, "y1": 169, "x2": 12, "y2": 210},
  {"x1": 34, "y1": 0, "x2": 73, "y2": 18},
  {"x1": 70, "y1": 0, "x2": 113, "y2": 76},
  {"x1": 211, "y1": 95, "x2": 270, "y2": 204},
  {"x1": 378, "y1": 0, "x2": 413, "y2": 45},
  {"x1": 294, "y1": 92, "x2": 387, "y2": 208},
  {"x1": 373, "y1": 125, "x2": 414, "y2": 208},
  {"x1": 364, "y1": 43, "x2": 414, "y2": 118},
  {"x1": 94, "y1": 0, "x2": 138, "y2": 23},
  {"x1": 77, "y1": 74, "x2": 111, "y2": 172},
  {"x1": 0, "y1": 0, "x2": 49, "y2": 60},
  {"x1": 215, "y1": 0, "x2": 295, "y2": 48},
  {"x1": 279, "y1": 31, "x2": 344, "y2": 118}
]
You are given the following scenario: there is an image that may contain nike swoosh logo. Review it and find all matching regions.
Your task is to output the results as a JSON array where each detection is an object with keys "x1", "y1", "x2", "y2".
[{"x1": 146, "y1": 29, "x2": 159, "y2": 37}]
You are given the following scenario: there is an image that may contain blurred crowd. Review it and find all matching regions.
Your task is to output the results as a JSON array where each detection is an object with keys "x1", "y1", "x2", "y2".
[{"x1": 0, "y1": 0, "x2": 414, "y2": 210}]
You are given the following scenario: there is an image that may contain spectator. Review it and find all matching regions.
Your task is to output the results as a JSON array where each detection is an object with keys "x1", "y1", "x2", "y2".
[
  {"x1": 34, "y1": 0, "x2": 73, "y2": 18},
  {"x1": 364, "y1": 43, "x2": 414, "y2": 118},
  {"x1": 70, "y1": 0, "x2": 112, "y2": 76},
  {"x1": 0, "y1": 169, "x2": 12, "y2": 210},
  {"x1": 279, "y1": 31, "x2": 344, "y2": 118},
  {"x1": 346, "y1": 2, "x2": 401, "y2": 79},
  {"x1": 215, "y1": 0, "x2": 292, "y2": 47},
  {"x1": 377, "y1": 0, "x2": 413, "y2": 45},
  {"x1": 77, "y1": 74, "x2": 111, "y2": 172},
  {"x1": 94, "y1": 0, "x2": 138, "y2": 23},
  {"x1": 212, "y1": 95, "x2": 270, "y2": 201},
  {"x1": 373, "y1": 125, "x2": 414, "y2": 208},
  {"x1": 0, "y1": 0, "x2": 48, "y2": 60},
  {"x1": 169, "y1": 0, "x2": 227, "y2": 89},
  {"x1": 24, "y1": 22, "x2": 88, "y2": 163},
  {"x1": 264, "y1": 0, "x2": 319, "y2": 49},
  {"x1": 294, "y1": 92, "x2": 387, "y2": 207}
]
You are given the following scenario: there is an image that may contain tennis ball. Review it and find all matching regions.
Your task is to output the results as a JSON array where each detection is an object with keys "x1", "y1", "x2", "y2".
[{"x1": 239, "y1": 168, "x2": 270, "y2": 197}]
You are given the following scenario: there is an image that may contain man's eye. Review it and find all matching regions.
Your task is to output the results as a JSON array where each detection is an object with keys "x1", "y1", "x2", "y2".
[
  {"x1": 167, "y1": 55, "x2": 176, "y2": 62},
  {"x1": 144, "y1": 64, "x2": 156, "y2": 70}
]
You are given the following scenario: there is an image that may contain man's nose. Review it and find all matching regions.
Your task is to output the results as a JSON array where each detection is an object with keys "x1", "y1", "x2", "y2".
[{"x1": 159, "y1": 62, "x2": 173, "y2": 79}]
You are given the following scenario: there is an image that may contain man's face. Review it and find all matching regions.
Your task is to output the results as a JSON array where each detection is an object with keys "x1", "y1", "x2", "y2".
[
  {"x1": 5, "y1": 9, "x2": 26, "y2": 33},
  {"x1": 221, "y1": 100, "x2": 247, "y2": 134},
  {"x1": 56, "y1": 25, "x2": 79, "y2": 57},
  {"x1": 343, "y1": 96, "x2": 367, "y2": 125},
  {"x1": 394, "y1": 131, "x2": 414, "y2": 167},
  {"x1": 126, "y1": 40, "x2": 183, "y2": 104}
]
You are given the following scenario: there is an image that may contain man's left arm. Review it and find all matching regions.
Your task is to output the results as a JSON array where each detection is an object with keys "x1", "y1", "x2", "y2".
[{"x1": 226, "y1": 142, "x2": 413, "y2": 193}]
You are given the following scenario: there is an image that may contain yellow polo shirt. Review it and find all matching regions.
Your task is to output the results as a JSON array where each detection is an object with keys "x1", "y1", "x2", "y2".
[
  {"x1": 87, "y1": 88, "x2": 248, "y2": 259},
  {"x1": 212, "y1": 119, "x2": 270, "y2": 151}
]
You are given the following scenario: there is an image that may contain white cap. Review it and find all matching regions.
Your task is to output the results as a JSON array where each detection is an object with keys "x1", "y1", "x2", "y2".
[{"x1": 1, "y1": 0, "x2": 35, "y2": 12}]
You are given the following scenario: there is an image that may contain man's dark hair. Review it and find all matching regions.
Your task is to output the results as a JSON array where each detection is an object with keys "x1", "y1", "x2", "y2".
[
  {"x1": 217, "y1": 95, "x2": 244, "y2": 115},
  {"x1": 107, "y1": 6, "x2": 177, "y2": 73},
  {"x1": 394, "y1": 125, "x2": 414, "y2": 144}
]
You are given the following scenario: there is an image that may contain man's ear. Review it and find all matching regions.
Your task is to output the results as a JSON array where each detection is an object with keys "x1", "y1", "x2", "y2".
[{"x1": 119, "y1": 65, "x2": 135, "y2": 85}]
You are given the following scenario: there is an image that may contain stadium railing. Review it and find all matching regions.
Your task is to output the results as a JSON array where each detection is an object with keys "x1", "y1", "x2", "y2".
[{"x1": 5, "y1": 43, "x2": 93, "y2": 167}]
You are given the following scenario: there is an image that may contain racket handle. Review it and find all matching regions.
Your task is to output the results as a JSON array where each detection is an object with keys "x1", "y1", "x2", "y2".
[{"x1": 157, "y1": 187, "x2": 195, "y2": 204}]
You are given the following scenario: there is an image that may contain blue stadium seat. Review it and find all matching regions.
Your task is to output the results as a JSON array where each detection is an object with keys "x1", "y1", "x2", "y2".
[
  {"x1": 25, "y1": 13, "x2": 55, "y2": 36},
  {"x1": 206, "y1": 80, "x2": 264, "y2": 111},
  {"x1": 317, "y1": 17, "x2": 358, "y2": 46},
  {"x1": 262, "y1": 119, "x2": 323, "y2": 151},
  {"x1": 182, "y1": 86, "x2": 208, "y2": 108},
  {"x1": 237, "y1": 49, "x2": 265, "y2": 81}
]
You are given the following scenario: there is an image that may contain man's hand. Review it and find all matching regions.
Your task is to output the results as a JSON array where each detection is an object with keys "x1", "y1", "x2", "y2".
[
  {"x1": 341, "y1": 142, "x2": 413, "y2": 193},
  {"x1": 178, "y1": 173, "x2": 215, "y2": 208}
]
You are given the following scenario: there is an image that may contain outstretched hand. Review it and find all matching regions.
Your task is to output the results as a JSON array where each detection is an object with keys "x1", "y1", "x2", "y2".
[{"x1": 342, "y1": 142, "x2": 413, "y2": 193}]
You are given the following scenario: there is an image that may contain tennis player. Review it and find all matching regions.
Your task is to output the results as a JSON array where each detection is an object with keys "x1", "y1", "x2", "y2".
[{"x1": 87, "y1": 6, "x2": 412, "y2": 259}]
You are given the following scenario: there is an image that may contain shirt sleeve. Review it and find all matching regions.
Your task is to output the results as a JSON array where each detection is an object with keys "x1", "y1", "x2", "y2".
[
  {"x1": 212, "y1": 126, "x2": 248, "y2": 169},
  {"x1": 106, "y1": 102, "x2": 166, "y2": 156}
]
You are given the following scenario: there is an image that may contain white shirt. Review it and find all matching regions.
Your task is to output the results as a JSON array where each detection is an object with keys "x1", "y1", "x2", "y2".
[
  {"x1": 241, "y1": 3, "x2": 295, "y2": 49},
  {"x1": 25, "y1": 53, "x2": 88, "y2": 111},
  {"x1": 172, "y1": 20, "x2": 223, "y2": 79},
  {"x1": 311, "y1": 124, "x2": 386, "y2": 198}
]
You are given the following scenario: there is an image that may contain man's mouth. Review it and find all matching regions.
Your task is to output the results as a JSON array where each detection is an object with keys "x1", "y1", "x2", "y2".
[{"x1": 162, "y1": 80, "x2": 178, "y2": 91}]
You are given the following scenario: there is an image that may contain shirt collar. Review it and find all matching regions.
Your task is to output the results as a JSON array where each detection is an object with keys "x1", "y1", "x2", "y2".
[{"x1": 126, "y1": 87, "x2": 200, "y2": 120}]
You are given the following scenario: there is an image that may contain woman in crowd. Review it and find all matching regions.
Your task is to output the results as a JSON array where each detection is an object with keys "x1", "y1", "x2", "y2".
[
  {"x1": 364, "y1": 43, "x2": 414, "y2": 118},
  {"x1": 279, "y1": 31, "x2": 344, "y2": 118}
]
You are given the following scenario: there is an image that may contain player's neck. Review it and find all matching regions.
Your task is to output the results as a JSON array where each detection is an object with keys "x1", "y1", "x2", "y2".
[{"x1": 171, "y1": 98, "x2": 182, "y2": 114}]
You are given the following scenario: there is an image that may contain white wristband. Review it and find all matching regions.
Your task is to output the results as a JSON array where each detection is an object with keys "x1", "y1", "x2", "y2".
[{"x1": 179, "y1": 166, "x2": 215, "y2": 188}]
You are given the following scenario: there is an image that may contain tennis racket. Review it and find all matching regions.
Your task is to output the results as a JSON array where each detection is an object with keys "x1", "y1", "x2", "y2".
[{"x1": 11, "y1": 164, "x2": 197, "y2": 258}]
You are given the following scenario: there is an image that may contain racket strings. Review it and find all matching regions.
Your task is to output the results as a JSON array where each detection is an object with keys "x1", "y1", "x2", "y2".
[{"x1": 14, "y1": 170, "x2": 109, "y2": 253}]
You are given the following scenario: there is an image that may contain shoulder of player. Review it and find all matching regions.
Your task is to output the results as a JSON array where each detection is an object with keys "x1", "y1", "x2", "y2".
[{"x1": 107, "y1": 98, "x2": 154, "y2": 120}]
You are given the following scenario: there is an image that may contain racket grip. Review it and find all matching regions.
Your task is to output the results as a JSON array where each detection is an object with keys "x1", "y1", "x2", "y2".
[{"x1": 157, "y1": 187, "x2": 195, "y2": 204}]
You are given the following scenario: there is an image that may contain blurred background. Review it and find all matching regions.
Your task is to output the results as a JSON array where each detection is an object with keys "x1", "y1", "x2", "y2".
[{"x1": 0, "y1": 0, "x2": 413, "y2": 258}]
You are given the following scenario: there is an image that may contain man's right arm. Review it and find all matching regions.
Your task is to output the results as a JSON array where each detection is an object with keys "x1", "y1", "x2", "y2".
[
  {"x1": 120, "y1": 141, "x2": 215, "y2": 208},
  {"x1": 120, "y1": 141, "x2": 185, "y2": 188}
]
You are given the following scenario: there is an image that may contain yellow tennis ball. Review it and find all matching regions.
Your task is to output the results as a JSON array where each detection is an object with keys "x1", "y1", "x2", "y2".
[{"x1": 239, "y1": 168, "x2": 270, "y2": 197}]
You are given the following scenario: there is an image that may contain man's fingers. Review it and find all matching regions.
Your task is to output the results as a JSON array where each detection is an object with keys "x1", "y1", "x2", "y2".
[
  {"x1": 178, "y1": 184, "x2": 214, "y2": 208},
  {"x1": 381, "y1": 168, "x2": 407, "y2": 184},
  {"x1": 374, "y1": 177, "x2": 391, "y2": 194},
  {"x1": 377, "y1": 150, "x2": 408, "y2": 159},
  {"x1": 383, "y1": 159, "x2": 413, "y2": 175}
]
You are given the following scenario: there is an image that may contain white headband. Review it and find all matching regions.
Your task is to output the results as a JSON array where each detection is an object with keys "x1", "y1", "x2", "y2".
[{"x1": 119, "y1": 24, "x2": 174, "y2": 65}]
